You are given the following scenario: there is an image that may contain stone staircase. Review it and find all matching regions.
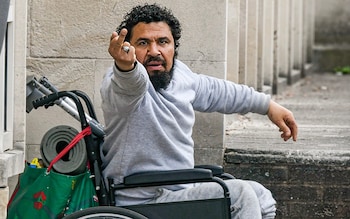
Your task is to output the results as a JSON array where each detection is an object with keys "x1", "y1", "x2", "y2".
[{"x1": 224, "y1": 73, "x2": 350, "y2": 218}]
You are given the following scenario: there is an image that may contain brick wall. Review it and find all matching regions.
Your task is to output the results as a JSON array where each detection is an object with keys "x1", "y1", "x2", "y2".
[{"x1": 224, "y1": 149, "x2": 349, "y2": 219}]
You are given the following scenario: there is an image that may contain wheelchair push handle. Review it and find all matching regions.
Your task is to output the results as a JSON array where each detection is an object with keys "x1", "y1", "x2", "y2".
[
  {"x1": 32, "y1": 92, "x2": 59, "y2": 109},
  {"x1": 32, "y1": 91, "x2": 89, "y2": 129},
  {"x1": 27, "y1": 76, "x2": 105, "y2": 138}
]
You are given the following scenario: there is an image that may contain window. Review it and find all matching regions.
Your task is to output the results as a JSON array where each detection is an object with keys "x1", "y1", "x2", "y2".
[{"x1": 0, "y1": 3, "x2": 14, "y2": 152}]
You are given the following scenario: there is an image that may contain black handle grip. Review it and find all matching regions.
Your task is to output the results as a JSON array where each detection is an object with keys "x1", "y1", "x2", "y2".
[{"x1": 32, "y1": 92, "x2": 60, "y2": 109}]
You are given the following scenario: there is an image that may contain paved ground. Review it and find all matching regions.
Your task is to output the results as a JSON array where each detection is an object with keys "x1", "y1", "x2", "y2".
[{"x1": 225, "y1": 72, "x2": 350, "y2": 162}]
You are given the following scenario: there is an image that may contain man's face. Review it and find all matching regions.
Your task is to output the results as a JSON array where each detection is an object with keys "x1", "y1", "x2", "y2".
[{"x1": 130, "y1": 22, "x2": 175, "y2": 89}]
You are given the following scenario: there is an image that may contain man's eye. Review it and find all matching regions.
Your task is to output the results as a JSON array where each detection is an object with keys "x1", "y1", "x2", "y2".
[{"x1": 138, "y1": 41, "x2": 147, "y2": 46}]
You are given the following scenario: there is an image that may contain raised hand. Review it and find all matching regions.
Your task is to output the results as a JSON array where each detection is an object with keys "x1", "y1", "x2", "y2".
[{"x1": 108, "y1": 28, "x2": 136, "y2": 71}]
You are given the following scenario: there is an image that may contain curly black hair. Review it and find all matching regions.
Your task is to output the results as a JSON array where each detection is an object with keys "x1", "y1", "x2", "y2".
[{"x1": 116, "y1": 3, "x2": 182, "y2": 57}]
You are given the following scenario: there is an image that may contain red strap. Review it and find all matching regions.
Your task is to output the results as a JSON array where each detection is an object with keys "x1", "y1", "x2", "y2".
[{"x1": 47, "y1": 126, "x2": 92, "y2": 172}]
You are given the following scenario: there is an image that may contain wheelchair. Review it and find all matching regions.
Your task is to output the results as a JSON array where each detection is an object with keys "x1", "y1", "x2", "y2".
[{"x1": 26, "y1": 76, "x2": 234, "y2": 219}]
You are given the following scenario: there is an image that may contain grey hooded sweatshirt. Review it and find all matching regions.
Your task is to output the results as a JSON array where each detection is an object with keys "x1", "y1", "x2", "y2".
[{"x1": 100, "y1": 59, "x2": 270, "y2": 206}]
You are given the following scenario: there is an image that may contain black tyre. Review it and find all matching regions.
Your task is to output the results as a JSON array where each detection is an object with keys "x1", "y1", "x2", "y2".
[{"x1": 63, "y1": 206, "x2": 148, "y2": 219}]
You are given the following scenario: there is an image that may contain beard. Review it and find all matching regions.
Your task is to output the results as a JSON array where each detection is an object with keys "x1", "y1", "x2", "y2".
[
  {"x1": 149, "y1": 69, "x2": 173, "y2": 91},
  {"x1": 144, "y1": 56, "x2": 174, "y2": 91}
]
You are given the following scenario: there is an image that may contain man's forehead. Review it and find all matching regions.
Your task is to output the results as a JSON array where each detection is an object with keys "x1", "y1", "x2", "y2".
[{"x1": 131, "y1": 22, "x2": 173, "y2": 40}]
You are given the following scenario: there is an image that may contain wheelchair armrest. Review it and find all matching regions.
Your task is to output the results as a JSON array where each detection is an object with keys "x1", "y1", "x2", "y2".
[
  {"x1": 194, "y1": 165, "x2": 224, "y2": 176},
  {"x1": 123, "y1": 168, "x2": 213, "y2": 186},
  {"x1": 195, "y1": 165, "x2": 235, "y2": 179},
  {"x1": 111, "y1": 169, "x2": 231, "y2": 207}
]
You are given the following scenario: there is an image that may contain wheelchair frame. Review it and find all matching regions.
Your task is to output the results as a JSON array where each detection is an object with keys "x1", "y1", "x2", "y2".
[{"x1": 27, "y1": 76, "x2": 233, "y2": 219}]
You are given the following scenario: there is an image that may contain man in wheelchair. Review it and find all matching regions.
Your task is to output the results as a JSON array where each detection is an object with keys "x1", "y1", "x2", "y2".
[{"x1": 102, "y1": 3, "x2": 298, "y2": 219}]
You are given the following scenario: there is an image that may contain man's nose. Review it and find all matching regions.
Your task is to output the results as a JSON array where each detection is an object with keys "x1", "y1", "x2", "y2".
[{"x1": 148, "y1": 43, "x2": 161, "y2": 56}]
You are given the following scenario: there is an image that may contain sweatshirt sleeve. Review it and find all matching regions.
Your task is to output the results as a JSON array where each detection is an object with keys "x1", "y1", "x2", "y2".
[
  {"x1": 192, "y1": 74, "x2": 271, "y2": 115},
  {"x1": 100, "y1": 61, "x2": 149, "y2": 114}
]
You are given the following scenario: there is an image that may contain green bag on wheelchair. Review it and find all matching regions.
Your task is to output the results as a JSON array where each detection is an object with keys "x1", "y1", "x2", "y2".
[{"x1": 7, "y1": 165, "x2": 98, "y2": 219}]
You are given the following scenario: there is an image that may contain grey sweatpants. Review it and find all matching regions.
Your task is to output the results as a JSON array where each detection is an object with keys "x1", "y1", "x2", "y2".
[{"x1": 151, "y1": 179, "x2": 276, "y2": 219}]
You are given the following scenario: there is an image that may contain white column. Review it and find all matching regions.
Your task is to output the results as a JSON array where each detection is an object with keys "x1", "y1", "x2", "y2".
[
  {"x1": 226, "y1": 0, "x2": 241, "y2": 83},
  {"x1": 246, "y1": 0, "x2": 259, "y2": 88},
  {"x1": 293, "y1": 0, "x2": 303, "y2": 71},
  {"x1": 273, "y1": 0, "x2": 291, "y2": 93},
  {"x1": 258, "y1": 0, "x2": 274, "y2": 92},
  {"x1": 238, "y1": 0, "x2": 248, "y2": 84},
  {"x1": 280, "y1": 0, "x2": 291, "y2": 78},
  {"x1": 305, "y1": 0, "x2": 315, "y2": 64}
]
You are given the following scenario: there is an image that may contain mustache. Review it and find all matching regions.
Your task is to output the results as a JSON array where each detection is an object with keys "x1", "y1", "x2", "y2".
[{"x1": 144, "y1": 56, "x2": 166, "y2": 66}]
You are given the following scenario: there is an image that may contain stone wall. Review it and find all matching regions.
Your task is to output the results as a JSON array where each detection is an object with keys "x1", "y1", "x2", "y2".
[
  {"x1": 26, "y1": 0, "x2": 228, "y2": 166},
  {"x1": 224, "y1": 150, "x2": 349, "y2": 218}
]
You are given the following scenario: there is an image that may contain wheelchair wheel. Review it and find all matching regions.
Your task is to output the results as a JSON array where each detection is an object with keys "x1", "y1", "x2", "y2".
[{"x1": 63, "y1": 206, "x2": 148, "y2": 219}]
